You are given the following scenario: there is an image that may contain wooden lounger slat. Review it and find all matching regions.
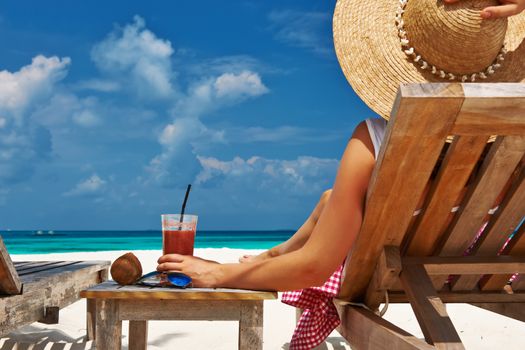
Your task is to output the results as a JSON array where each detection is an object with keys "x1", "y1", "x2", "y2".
[
  {"x1": 0, "y1": 237, "x2": 22, "y2": 295},
  {"x1": 432, "y1": 136, "x2": 525, "y2": 291},
  {"x1": 451, "y1": 85, "x2": 525, "y2": 136},
  {"x1": 480, "y1": 223, "x2": 525, "y2": 291},
  {"x1": 340, "y1": 84, "x2": 463, "y2": 301},
  {"x1": 404, "y1": 135, "x2": 488, "y2": 257},
  {"x1": 19, "y1": 261, "x2": 107, "y2": 287},
  {"x1": 13, "y1": 262, "x2": 33, "y2": 267},
  {"x1": 387, "y1": 291, "x2": 525, "y2": 303},
  {"x1": 17, "y1": 261, "x2": 81, "y2": 276},
  {"x1": 452, "y1": 164, "x2": 525, "y2": 291},
  {"x1": 14, "y1": 261, "x2": 65, "y2": 273}
]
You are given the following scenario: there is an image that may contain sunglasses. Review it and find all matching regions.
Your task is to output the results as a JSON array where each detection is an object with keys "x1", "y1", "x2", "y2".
[{"x1": 137, "y1": 271, "x2": 192, "y2": 288}]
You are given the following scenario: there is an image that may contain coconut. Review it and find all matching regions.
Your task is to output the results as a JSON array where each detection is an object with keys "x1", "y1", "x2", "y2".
[{"x1": 110, "y1": 252, "x2": 143, "y2": 285}]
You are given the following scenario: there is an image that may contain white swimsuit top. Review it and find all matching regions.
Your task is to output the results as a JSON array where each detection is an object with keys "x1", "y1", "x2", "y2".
[{"x1": 365, "y1": 118, "x2": 387, "y2": 159}]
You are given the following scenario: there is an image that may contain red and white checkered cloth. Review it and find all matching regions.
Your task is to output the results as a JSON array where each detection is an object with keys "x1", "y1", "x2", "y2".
[{"x1": 281, "y1": 264, "x2": 343, "y2": 350}]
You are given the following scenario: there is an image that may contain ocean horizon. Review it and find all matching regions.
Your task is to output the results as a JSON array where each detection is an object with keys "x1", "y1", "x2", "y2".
[{"x1": 1, "y1": 230, "x2": 295, "y2": 254}]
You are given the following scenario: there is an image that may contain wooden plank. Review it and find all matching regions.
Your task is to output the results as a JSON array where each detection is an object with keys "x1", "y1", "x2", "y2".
[
  {"x1": 470, "y1": 303, "x2": 525, "y2": 322},
  {"x1": 20, "y1": 261, "x2": 109, "y2": 287},
  {"x1": 118, "y1": 299, "x2": 242, "y2": 321},
  {"x1": 86, "y1": 298, "x2": 96, "y2": 341},
  {"x1": 402, "y1": 256, "x2": 525, "y2": 275},
  {"x1": 129, "y1": 320, "x2": 148, "y2": 350},
  {"x1": 452, "y1": 84, "x2": 525, "y2": 136},
  {"x1": 481, "y1": 221, "x2": 525, "y2": 291},
  {"x1": 399, "y1": 264, "x2": 464, "y2": 349},
  {"x1": 405, "y1": 136, "x2": 488, "y2": 256},
  {"x1": 81, "y1": 281, "x2": 277, "y2": 300},
  {"x1": 335, "y1": 304, "x2": 435, "y2": 350},
  {"x1": 453, "y1": 165, "x2": 525, "y2": 291},
  {"x1": 13, "y1": 261, "x2": 33, "y2": 267},
  {"x1": 15, "y1": 261, "x2": 66, "y2": 273},
  {"x1": 438, "y1": 136, "x2": 525, "y2": 255},
  {"x1": 433, "y1": 136, "x2": 525, "y2": 290},
  {"x1": 239, "y1": 301, "x2": 263, "y2": 350},
  {"x1": 0, "y1": 263, "x2": 107, "y2": 336},
  {"x1": 17, "y1": 261, "x2": 80, "y2": 276},
  {"x1": 0, "y1": 236, "x2": 22, "y2": 295},
  {"x1": 340, "y1": 84, "x2": 462, "y2": 301},
  {"x1": 388, "y1": 292, "x2": 525, "y2": 303},
  {"x1": 365, "y1": 246, "x2": 402, "y2": 308},
  {"x1": 96, "y1": 299, "x2": 122, "y2": 350}
]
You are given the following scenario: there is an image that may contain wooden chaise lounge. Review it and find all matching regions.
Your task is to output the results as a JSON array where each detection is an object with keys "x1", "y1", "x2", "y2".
[
  {"x1": 0, "y1": 236, "x2": 110, "y2": 337},
  {"x1": 335, "y1": 83, "x2": 525, "y2": 349}
]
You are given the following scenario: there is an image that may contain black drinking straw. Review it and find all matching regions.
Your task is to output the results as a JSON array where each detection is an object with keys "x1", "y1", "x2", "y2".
[{"x1": 180, "y1": 184, "x2": 192, "y2": 224}]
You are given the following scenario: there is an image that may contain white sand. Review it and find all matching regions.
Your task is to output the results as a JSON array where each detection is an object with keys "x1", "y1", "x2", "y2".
[{"x1": 1, "y1": 249, "x2": 524, "y2": 350}]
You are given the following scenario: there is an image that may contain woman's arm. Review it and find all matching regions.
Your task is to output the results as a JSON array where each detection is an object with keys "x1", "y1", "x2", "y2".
[
  {"x1": 158, "y1": 121, "x2": 376, "y2": 291},
  {"x1": 240, "y1": 189, "x2": 332, "y2": 263}
]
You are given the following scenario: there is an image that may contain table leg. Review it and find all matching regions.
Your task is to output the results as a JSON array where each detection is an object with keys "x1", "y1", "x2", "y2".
[
  {"x1": 86, "y1": 299, "x2": 96, "y2": 341},
  {"x1": 96, "y1": 299, "x2": 122, "y2": 350},
  {"x1": 129, "y1": 320, "x2": 148, "y2": 350},
  {"x1": 238, "y1": 301, "x2": 263, "y2": 350}
]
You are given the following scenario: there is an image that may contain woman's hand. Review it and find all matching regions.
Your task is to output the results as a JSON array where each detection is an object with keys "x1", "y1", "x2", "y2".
[
  {"x1": 444, "y1": 0, "x2": 525, "y2": 18},
  {"x1": 157, "y1": 254, "x2": 222, "y2": 288}
]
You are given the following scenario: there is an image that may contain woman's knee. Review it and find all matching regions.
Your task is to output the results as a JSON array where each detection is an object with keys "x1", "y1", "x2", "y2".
[{"x1": 312, "y1": 189, "x2": 332, "y2": 222}]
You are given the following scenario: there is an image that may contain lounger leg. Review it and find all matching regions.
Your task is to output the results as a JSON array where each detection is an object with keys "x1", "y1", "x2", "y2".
[
  {"x1": 400, "y1": 264, "x2": 464, "y2": 349},
  {"x1": 86, "y1": 298, "x2": 96, "y2": 340},
  {"x1": 239, "y1": 301, "x2": 263, "y2": 350},
  {"x1": 129, "y1": 320, "x2": 148, "y2": 350},
  {"x1": 96, "y1": 299, "x2": 122, "y2": 350}
]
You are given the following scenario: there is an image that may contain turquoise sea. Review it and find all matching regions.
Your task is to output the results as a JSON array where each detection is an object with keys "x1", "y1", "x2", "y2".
[{"x1": 1, "y1": 230, "x2": 294, "y2": 255}]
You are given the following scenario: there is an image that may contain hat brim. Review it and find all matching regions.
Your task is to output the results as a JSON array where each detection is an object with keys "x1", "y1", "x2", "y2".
[{"x1": 333, "y1": 0, "x2": 525, "y2": 120}]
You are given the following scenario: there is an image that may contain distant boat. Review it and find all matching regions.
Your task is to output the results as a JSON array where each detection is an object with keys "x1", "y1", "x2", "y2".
[
  {"x1": 36, "y1": 230, "x2": 44, "y2": 235},
  {"x1": 48, "y1": 230, "x2": 55, "y2": 235}
]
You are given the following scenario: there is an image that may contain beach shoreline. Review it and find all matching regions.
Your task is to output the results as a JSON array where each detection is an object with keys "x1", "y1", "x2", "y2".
[{"x1": 2, "y1": 249, "x2": 524, "y2": 349}]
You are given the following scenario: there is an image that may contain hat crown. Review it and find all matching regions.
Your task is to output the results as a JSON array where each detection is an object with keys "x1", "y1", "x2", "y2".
[{"x1": 404, "y1": 0, "x2": 507, "y2": 75}]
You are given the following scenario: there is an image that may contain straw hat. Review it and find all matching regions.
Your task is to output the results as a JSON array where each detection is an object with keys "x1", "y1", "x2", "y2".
[{"x1": 333, "y1": 0, "x2": 525, "y2": 120}]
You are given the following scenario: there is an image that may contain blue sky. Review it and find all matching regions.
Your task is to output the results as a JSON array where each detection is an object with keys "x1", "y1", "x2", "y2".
[{"x1": 0, "y1": 0, "x2": 374, "y2": 230}]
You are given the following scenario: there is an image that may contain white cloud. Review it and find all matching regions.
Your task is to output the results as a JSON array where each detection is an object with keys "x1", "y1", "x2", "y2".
[
  {"x1": 225, "y1": 125, "x2": 344, "y2": 144},
  {"x1": 268, "y1": 10, "x2": 332, "y2": 56},
  {"x1": 148, "y1": 70, "x2": 268, "y2": 188},
  {"x1": 175, "y1": 70, "x2": 269, "y2": 119},
  {"x1": 91, "y1": 15, "x2": 174, "y2": 99},
  {"x1": 196, "y1": 155, "x2": 339, "y2": 195},
  {"x1": 215, "y1": 71, "x2": 269, "y2": 98},
  {"x1": 0, "y1": 55, "x2": 70, "y2": 119},
  {"x1": 76, "y1": 79, "x2": 121, "y2": 92},
  {"x1": 32, "y1": 93, "x2": 102, "y2": 127},
  {"x1": 63, "y1": 174, "x2": 107, "y2": 197},
  {"x1": 147, "y1": 117, "x2": 225, "y2": 188},
  {"x1": 0, "y1": 55, "x2": 70, "y2": 186},
  {"x1": 73, "y1": 109, "x2": 100, "y2": 127}
]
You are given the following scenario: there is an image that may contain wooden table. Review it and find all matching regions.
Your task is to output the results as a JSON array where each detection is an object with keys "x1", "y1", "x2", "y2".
[{"x1": 80, "y1": 281, "x2": 278, "y2": 350}]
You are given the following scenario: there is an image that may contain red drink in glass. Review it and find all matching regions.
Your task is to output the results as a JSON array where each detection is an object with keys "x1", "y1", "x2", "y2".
[
  {"x1": 161, "y1": 214, "x2": 198, "y2": 256},
  {"x1": 162, "y1": 229, "x2": 195, "y2": 255}
]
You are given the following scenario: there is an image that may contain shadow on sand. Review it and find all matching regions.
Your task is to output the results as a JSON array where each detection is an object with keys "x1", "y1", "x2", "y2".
[{"x1": 282, "y1": 337, "x2": 351, "y2": 350}]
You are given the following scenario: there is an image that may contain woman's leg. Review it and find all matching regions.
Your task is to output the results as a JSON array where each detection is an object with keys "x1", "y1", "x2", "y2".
[{"x1": 240, "y1": 189, "x2": 332, "y2": 263}]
